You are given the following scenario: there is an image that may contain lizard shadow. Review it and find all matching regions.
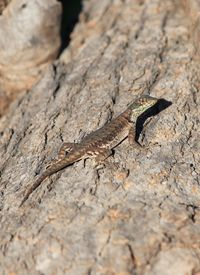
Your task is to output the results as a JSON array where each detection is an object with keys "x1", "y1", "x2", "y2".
[{"x1": 135, "y1": 98, "x2": 172, "y2": 143}]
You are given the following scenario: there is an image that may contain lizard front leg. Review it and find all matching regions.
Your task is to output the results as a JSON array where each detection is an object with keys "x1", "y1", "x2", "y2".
[
  {"x1": 128, "y1": 127, "x2": 136, "y2": 145},
  {"x1": 128, "y1": 127, "x2": 142, "y2": 147}
]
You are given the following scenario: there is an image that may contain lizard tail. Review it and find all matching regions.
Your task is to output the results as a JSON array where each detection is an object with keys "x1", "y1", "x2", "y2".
[
  {"x1": 19, "y1": 158, "x2": 75, "y2": 207},
  {"x1": 19, "y1": 170, "x2": 50, "y2": 207}
]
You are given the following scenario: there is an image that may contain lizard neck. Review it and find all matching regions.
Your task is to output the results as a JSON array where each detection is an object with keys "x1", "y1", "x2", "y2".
[
  {"x1": 121, "y1": 108, "x2": 137, "y2": 124},
  {"x1": 127, "y1": 106, "x2": 146, "y2": 123}
]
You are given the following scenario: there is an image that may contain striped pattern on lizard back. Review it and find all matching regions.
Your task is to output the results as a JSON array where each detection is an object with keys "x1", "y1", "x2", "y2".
[{"x1": 81, "y1": 109, "x2": 132, "y2": 149}]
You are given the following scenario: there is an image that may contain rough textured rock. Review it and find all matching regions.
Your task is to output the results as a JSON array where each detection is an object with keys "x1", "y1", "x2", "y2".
[
  {"x1": 0, "y1": 0, "x2": 61, "y2": 116},
  {"x1": 176, "y1": 0, "x2": 200, "y2": 58},
  {"x1": 0, "y1": 0, "x2": 200, "y2": 274}
]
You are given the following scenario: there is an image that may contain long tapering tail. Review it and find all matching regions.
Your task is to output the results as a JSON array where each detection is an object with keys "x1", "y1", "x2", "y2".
[
  {"x1": 19, "y1": 152, "x2": 83, "y2": 207},
  {"x1": 19, "y1": 170, "x2": 50, "y2": 207}
]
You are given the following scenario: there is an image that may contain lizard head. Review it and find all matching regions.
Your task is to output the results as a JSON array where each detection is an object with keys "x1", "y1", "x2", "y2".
[{"x1": 129, "y1": 95, "x2": 158, "y2": 121}]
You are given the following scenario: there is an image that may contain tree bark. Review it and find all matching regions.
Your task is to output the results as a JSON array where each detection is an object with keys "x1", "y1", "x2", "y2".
[{"x1": 0, "y1": 0, "x2": 200, "y2": 274}]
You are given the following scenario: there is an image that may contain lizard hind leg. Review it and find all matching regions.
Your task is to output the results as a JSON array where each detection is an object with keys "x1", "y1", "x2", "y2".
[
  {"x1": 93, "y1": 148, "x2": 120, "y2": 171},
  {"x1": 58, "y1": 142, "x2": 77, "y2": 159},
  {"x1": 93, "y1": 148, "x2": 112, "y2": 166},
  {"x1": 45, "y1": 142, "x2": 77, "y2": 170}
]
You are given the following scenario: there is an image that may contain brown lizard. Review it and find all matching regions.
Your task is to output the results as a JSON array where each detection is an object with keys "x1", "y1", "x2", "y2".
[{"x1": 20, "y1": 95, "x2": 158, "y2": 206}]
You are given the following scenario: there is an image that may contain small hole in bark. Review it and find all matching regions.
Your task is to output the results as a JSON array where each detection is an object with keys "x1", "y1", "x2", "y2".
[{"x1": 21, "y1": 4, "x2": 26, "y2": 9}]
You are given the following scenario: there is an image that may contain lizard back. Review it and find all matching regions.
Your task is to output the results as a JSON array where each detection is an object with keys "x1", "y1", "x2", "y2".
[{"x1": 81, "y1": 109, "x2": 132, "y2": 149}]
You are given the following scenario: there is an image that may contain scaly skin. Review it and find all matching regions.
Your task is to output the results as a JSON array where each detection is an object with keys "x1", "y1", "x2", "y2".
[{"x1": 20, "y1": 95, "x2": 158, "y2": 206}]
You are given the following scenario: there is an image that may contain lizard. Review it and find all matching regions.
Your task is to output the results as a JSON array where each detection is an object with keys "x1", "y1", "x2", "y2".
[{"x1": 20, "y1": 95, "x2": 159, "y2": 206}]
